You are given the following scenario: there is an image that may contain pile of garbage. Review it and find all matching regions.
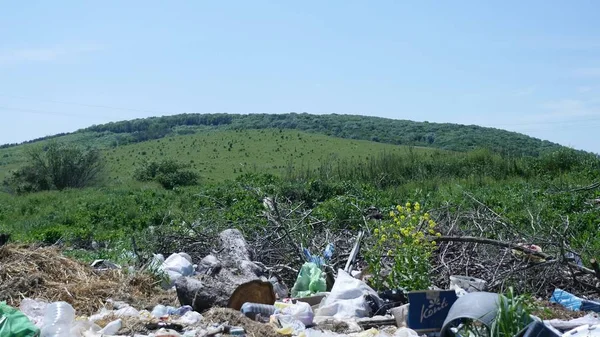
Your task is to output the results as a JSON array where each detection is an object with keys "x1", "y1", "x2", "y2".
[{"x1": 1, "y1": 229, "x2": 599, "y2": 337}]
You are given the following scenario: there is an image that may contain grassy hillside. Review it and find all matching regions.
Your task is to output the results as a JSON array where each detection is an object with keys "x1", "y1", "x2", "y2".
[
  {"x1": 0, "y1": 129, "x2": 432, "y2": 184},
  {"x1": 1, "y1": 113, "x2": 567, "y2": 157}
]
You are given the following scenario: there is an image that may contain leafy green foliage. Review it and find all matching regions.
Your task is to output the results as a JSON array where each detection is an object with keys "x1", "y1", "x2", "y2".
[
  {"x1": 134, "y1": 159, "x2": 199, "y2": 189},
  {"x1": 365, "y1": 202, "x2": 440, "y2": 291},
  {"x1": 491, "y1": 288, "x2": 533, "y2": 337},
  {"x1": 3, "y1": 142, "x2": 104, "y2": 193}
]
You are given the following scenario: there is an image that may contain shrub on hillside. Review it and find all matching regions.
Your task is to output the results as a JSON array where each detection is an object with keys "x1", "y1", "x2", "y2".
[
  {"x1": 3, "y1": 142, "x2": 104, "y2": 193},
  {"x1": 134, "y1": 159, "x2": 199, "y2": 189}
]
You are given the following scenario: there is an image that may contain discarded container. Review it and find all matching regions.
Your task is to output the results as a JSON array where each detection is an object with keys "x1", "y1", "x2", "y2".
[
  {"x1": 229, "y1": 326, "x2": 246, "y2": 336},
  {"x1": 440, "y1": 292, "x2": 503, "y2": 337},
  {"x1": 99, "y1": 319, "x2": 122, "y2": 335},
  {"x1": 40, "y1": 301, "x2": 76, "y2": 337},
  {"x1": 390, "y1": 304, "x2": 409, "y2": 328},
  {"x1": 449, "y1": 275, "x2": 487, "y2": 293},
  {"x1": 240, "y1": 303, "x2": 277, "y2": 321},
  {"x1": 408, "y1": 290, "x2": 458, "y2": 333}
]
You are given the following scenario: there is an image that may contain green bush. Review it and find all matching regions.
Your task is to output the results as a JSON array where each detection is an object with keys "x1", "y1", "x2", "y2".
[
  {"x1": 134, "y1": 159, "x2": 199, "y2": 189},
  {"x1": 3, "y1": 142, "x2": 104, "y2": 193}
]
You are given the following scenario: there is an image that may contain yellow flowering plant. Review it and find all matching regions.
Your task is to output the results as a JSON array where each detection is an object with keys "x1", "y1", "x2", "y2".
[{"x1": 365, "y1": 202, "x2": 441, "y2": 291}]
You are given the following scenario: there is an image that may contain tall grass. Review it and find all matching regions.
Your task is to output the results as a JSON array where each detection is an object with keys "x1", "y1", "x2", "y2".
[{"x1": 285, "y1": 147, "x2": 600, "y2": 188}]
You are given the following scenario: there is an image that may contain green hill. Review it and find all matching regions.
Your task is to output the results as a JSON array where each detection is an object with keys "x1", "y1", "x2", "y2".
[
  {"x1": 1, "y1": 113, "x2": 565, "y2": 157},
  {"x1": 0, "y1": 129, "x2": 434, "y2": 184}
]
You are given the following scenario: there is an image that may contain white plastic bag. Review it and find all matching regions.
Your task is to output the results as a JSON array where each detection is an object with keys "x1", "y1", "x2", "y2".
[
  {"x1": 163, "y1": 253, "x2": 194, "y2": 276},
  {"x1": 175, "y1": 311, "x2": 203, "y2": 325},
  {"x1": 282, "y1": 301, "x2": 314, "y2": 326},
  {"x1": 316, "y1": 269, "x2": 382, "y2": 319},
  {"x1": 160, "y1": 253, "x2": 194, "y2": 286},
  {"x1": 114, "y1": 306, "x2": 140, "y2": 318},
  {"x1": 19, "y1": 298, "x2": 48, "y2": 327}
]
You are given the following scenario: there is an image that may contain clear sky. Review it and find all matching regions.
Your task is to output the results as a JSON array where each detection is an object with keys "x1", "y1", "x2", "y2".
[{"x1": 1, "y1": 1, "x2": 600, "y2": 153}]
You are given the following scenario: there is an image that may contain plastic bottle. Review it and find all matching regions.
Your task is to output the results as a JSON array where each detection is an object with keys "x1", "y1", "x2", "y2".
[
  {"x1": 40, "y1": 302, "x2": 76, "y2": 337},
  {"x1": 240, "y1": 303, "x2": 277, "y2": 321},
  {"x1": 99, "y1": 319, "x2": 122, "y2": 335}
]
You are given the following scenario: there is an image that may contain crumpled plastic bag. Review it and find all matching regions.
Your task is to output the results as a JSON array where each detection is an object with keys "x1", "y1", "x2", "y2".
[
  {"x1": 315, "y1": 269, "x2": 382, "y2": 319},
  {"x1": 155, "y1": 253, "x2": 195, "y2": 287},
  {"x1": 281, "y1": 301, "x2": 314, "y2": 326},
  {"x1": 291, "y1": 262, "x2": 327, "y2": 298},
  {"x1": 19, "y1": 298, "x2": 48, "y2": 328},
  {"x1": 0, "y1": 301, "x2": 40, "y2": 337}
]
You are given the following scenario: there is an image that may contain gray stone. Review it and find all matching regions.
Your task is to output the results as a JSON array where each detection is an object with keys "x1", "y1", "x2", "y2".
[{"x1": 176, "y1": 229, "x2": 267, "y2": 312}]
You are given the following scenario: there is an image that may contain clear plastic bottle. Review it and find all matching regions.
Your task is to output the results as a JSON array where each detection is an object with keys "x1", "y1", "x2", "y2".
[{"x1": 40, "y1": 301, "x2": 76, "y2": 337}]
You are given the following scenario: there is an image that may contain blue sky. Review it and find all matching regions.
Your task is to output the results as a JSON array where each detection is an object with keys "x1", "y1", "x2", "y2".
[{"x1": 1, "y1": 1, "x2": 600, "y2": 153}]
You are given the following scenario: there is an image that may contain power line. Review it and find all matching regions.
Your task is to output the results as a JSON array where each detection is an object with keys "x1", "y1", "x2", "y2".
[
  {"x1": 0, "y1": 93, "x2": 172, "y2": 115},
  {"x1": 0, "y1": 106, "x2": 84, "y2": 117}
]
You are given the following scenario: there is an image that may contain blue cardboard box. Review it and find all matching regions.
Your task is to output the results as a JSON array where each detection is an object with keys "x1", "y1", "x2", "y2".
[{"x1": 407, "y1": 290, "x2": 458, "y2": 333}]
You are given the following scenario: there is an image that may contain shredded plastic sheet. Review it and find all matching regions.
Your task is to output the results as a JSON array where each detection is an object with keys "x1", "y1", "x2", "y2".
[{"x1": 0, "y1": 301, "x2": 40, "y2": 337}]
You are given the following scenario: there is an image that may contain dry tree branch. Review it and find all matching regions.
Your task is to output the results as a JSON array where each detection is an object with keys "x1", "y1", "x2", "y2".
[{"x1": 430, "y1": 235, "x2": 598, "y2": 278}]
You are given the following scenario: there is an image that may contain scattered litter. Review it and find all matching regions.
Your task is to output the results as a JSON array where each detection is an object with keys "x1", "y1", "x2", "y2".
[
  {"x1": 390, "y1": 304, "x2": 409, "y2": 328},
  {"x1": 408, "y1": 290, "x2": 457, "y2": 333},
  {"x1": 292, "y1": 262, "x2": 327, "y2": 298},
  {"x1": 241, "y1": 302, "x2": 278, "y2": 321},
  {"x1": 114, "y1": 306, "x2": 140, "y2": 318},
  {"x1": 228, "y1": 280, "x2": 277, "y2": 310},
  {"x1": 545, "y1": 313, "x2": 600, "y2": 331},
  {"x1": 174, "y1": 311, "x2": 203, "y2": 326},
  {"x1": 0, "y1": 301, "x2": 40, "y2": 337},
  {"x1": 449, "y1": 275, "x2": 487, "y2": 293},
  {"x1": 440, "y1": 292, "x2": 501, "y2": 337},
  {"x1": 99, "y1": 318, "x2": 122, "y2": 335},
  {"x1": 316, "y1": 270, "x2": 382, "y2": 319},
  {"x1": 4, "y1": 232, "x2": 600, "y2": 337},
  {"x1": 562, "y1": 324, "x2": 600, "y2": 337},
  {"x1": 160, "y1": 253, "x2": 195, "y2": 287},
  {"x1": 19, "y1": 298, "x2": 48, "y2": 327},
  {"x1": 551, "y1": 288, "x2": 600, "y2": 312},
  {"x1": 90, "y1": 259, "x2": 121, "y2": 271}
]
